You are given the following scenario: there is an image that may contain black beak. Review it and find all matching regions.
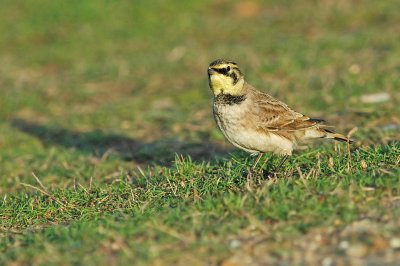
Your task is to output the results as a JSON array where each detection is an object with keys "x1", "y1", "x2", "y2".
[{"x1": 208, "y1": 68, "x2": 216, "y2": 75}]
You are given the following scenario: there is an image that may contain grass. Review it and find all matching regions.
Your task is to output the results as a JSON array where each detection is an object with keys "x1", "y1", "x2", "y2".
[{"x1": 0, "y1": 0, "x2": 399, "y2": 265}]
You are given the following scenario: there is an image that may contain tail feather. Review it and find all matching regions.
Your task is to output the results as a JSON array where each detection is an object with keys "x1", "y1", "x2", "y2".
[{"x1": 323, "y1": 128, "x2": 354, "y2": 143}]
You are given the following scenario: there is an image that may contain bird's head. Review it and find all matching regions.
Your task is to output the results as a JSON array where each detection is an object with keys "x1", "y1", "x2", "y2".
[{"x1": 208, "y1": 59, "x2": 244, "y2": 96}]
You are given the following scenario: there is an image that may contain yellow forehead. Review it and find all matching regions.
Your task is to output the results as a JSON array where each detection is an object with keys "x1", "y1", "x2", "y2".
[{"x1": 210, "y1": 62, "x2": 236, "y2": 69}]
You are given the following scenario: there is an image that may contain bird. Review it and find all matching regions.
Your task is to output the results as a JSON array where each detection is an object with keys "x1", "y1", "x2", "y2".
[{"x1": 207, "y1": 58, "x2": 353, "y2": 174}]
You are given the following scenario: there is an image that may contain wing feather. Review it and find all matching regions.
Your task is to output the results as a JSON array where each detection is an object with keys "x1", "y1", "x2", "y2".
[{"x1": 251, "y1": 89, "x2": 321, "y2": 132}]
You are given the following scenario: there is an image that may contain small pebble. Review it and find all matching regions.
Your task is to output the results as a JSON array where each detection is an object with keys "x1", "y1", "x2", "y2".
[
  {"x1": 346, "y1": 244, "x2": 368, "y2": 257},
  {"x1": 349, "y1": 64, "x2": 361, "y2": 74},
  {"x1": 339, "y1": 240, "x2": 349, "y2": 250},
  {"x1": 322, "y1": 257, "x2": 333, "y2": 266},
  {"x1": 229, "y1": 239, "x2": 241, "y2": 249},
  {"x1": 360, "y1": 92, "x2": 390, "y2": 104},
  {"x1": 390, "y1": 238, "x2": 400, "y2": 249},
  {"x1": 382, "y1": 124, "x2": 400, "y2": 132}
]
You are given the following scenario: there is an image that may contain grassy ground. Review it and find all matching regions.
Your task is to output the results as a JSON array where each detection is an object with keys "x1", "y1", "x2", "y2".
[{"x1": 0, "y1": 0, "x2": 399, "y2": 265}]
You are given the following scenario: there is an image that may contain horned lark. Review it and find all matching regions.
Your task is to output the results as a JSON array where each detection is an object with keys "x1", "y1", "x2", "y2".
[{"x1": 208, "y1": 59, "x2": 352, "y2": 172}]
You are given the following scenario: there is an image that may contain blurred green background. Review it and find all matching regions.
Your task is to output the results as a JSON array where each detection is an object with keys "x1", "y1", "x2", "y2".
[
  {"x1": 1, "y1": 0, "x2": 398, "y2": 190},
  {"x1": 0, "y1": 0, "x2": 399, "y2": 265}
]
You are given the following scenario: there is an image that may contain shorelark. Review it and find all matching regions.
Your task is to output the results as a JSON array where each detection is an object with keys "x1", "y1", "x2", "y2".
[{"x1": 208, "y1": 59, "x2": 352, "y2": 173}]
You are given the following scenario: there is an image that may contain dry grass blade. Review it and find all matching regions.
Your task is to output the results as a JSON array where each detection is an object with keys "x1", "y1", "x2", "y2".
[
  {"x1": 19, "y1": 182, "x2": 67, "y2": 209},
  {"x1": 32, "y1": 172, "x2": 47, "y2": 191},
  {"x1": 20, "y1": 174, "x2": 78, "y2": 210},
  {"x1": 347, "y1": 127, "x2": 358, "y2": 173},
  {"x1": 152, "y1": 223, "x2": 193, "y2": 244}
]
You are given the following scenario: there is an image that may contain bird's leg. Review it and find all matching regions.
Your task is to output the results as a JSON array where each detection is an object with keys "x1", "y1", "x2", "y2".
[
  {"x1": 251, "y1": 153, "x2": 264, "y2": 171},
  {"x1": 258, "y1": 153, "x2": 271, "y2": 174},
  {"x1": 247, "y1": 153, "x2": 264, "y2": 187},
  {"x1": 274, "y1": 155, "x2": 289, "y2": 174}
]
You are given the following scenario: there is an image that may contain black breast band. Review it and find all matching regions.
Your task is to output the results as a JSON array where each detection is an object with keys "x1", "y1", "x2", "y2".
[{"x1": 215, "y1": 93, "x2": 246, "y2": 105}]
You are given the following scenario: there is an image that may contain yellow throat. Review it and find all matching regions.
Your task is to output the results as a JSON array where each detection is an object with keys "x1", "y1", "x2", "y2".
[{"x1": 207, "y1": 59, "x2": 245, "y2": 96}]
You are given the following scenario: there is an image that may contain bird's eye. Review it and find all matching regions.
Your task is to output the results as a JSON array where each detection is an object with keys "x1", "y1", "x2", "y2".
[{"x1": 227, "y1": 66, "x2": 231, "y2": 71}]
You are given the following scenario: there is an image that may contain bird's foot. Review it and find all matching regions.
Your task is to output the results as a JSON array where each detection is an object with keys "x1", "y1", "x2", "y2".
[
  {"x1": 262, "y1": 170, "x2": 274, "y2": 179},
  {"x1": 246, "y1": 167, "x2": 254, "y2": 190},
  {"x1": 246, "y1": 167, "x2": 265, "y2": 187},
  {"x1": 265, "y1": 169, "x2": 290, "y2": 179}
]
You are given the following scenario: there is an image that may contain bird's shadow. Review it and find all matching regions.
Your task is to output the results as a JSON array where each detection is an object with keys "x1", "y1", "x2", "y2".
[{"x1": 10, "y1": 118, "x2": 231, "y2": 166}]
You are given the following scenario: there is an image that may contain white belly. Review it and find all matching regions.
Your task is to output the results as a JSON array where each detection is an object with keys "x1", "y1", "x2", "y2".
[
  {"x1": 214, "y1": 104, "x2": 294, "y2": 155},
  {"x1": 225, "y1": 127, "x2": 293, "y2": 155}
]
